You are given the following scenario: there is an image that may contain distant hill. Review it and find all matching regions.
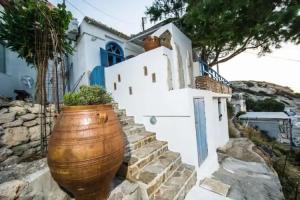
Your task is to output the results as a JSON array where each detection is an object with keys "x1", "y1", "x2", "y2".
[{"x1": 230, "y1": 80, "x2": 300, "y2": 113}]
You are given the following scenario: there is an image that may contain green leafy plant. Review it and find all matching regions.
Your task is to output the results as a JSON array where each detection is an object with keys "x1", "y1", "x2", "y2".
[
  {"x1": 63, "y1": 85, "x2": 113, "y2": 106},
  {"x1": 0, "y1": 1, "x2": 73, "y2": 103},
  {"x1": 246, "y1": 98, "x2": 285, "y2": 112}
]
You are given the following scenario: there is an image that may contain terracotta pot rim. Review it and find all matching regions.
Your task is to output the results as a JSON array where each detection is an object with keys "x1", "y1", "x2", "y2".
[
  {"x1": 143, "y1": 36, "x2": 159, "y2": 41},
  {"x1": 62, "y1": 104, "x2": 113, "y2": 111}
]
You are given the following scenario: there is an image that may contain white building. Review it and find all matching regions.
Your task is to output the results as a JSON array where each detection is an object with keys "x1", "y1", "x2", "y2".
[
  {"x1": 1, "y1": 1, "x2": 232, "y2": 187},
  {"x1": 70, "y1": 17, "x2": 232, "y2": 181},
  {"x1": 0, "y1": 3, "x2": 36, "y2": 98},
  {"x1": 239, "y1": 112, "x2": 292, "y2": 144},
  {"x1": 0, "y1": 2, "x2": 76, "y2": 102},
  {"x1": 231, "y1": 93, "x2": 247, "y2": 114}
]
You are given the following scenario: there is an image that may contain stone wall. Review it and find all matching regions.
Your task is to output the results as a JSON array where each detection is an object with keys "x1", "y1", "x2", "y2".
[
  {"x1": 195, "y1": 76, "x2": 232, "y2": 94},
  {"x1": 0, "y1": 100, "x2": 55, "y2": 167}
]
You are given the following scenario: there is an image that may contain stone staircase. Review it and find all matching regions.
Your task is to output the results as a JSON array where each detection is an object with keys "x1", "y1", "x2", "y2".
[{"x1": 114, "y1": 105, "x2": 197, "y2": 200}]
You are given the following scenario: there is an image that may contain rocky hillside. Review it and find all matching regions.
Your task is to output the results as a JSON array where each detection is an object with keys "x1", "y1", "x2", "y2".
[{"x1": 231, "y1": 80, "x2": 300, "y2": 113}]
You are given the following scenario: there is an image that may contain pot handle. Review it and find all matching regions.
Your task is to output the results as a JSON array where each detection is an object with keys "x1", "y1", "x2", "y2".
[{"x1": 97, "y1": 112, "x2": 108, "y2": 124}]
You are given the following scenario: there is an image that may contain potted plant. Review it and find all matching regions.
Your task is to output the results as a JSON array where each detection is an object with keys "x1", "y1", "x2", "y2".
[
  {"x1": 143, "y1": 36, "x2": 161, "y2": 51},
  {"x1": 47, "y1": 85, "x2": 124, "y2": 200}
]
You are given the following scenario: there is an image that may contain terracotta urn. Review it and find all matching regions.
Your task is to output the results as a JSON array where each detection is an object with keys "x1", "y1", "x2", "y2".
[
  {"x1": 47, "y1": 104, "x2": 124, "y2": 200},
  {"x1": 143, "y1": 36, "x2": 160, "y2": 51}
]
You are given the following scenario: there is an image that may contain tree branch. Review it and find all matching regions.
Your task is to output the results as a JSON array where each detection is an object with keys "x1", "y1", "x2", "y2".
[{"x1": 209, "y1": 36, "x2": 252, "y2": 66}]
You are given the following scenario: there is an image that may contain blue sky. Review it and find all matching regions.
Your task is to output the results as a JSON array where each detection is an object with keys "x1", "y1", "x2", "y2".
[{"x1": 49, "y1": 0, "x2": 300, "y2": 92}]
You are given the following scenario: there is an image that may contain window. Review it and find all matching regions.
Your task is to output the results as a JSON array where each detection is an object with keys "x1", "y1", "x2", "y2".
[
  {"x1": 118, "y1": 74, "x2": 121, "y2": 82},
  {"x1": 129, "y1": 86, "x2": 133, "y2": 95},
  {"x1": 144, "y1": 66, "x2": 148, "y2": 76},
  {"x1": 218, "y1": 98, "x2": 222, "y2": 121},
  {"x1": 114, "y1": 82, "x2": 117, "y2": 90},
  {"x1": 0, "y1": 43, "x2": 5, "y2": 73},
  {"x1": 106, "y1": 42, "x2": 124, "y2": 66},
  {"x1": 152, "y1": 73, "x2": 156, "y2": 83}
]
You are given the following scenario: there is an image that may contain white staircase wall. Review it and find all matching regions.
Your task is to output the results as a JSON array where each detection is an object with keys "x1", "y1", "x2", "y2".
[{"x1": 105, "y1": 46, "x2": 230, "y2": 181}]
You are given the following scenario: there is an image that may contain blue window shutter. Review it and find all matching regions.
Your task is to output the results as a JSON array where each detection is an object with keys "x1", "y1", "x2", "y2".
[
  {"x1": 100, "y1": 48, "x2": 108, "y2": 67},
  {"x1": 90, "y1": 66, "x2": 105, "y2": 88}
]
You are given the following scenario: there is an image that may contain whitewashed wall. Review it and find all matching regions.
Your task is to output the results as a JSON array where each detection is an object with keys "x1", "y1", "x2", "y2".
[
  {"x1": 105, "y1": 46, "x2": 230, "y2": 180},
  {"x1": 69, "y1": 20, "x2": 144, "y2": 90},
  {"x1": 152, "y1": 23, "x2": 194, "y2": 89},
  {"x1": 0, "y1": 47, "x2": 36, "y2": 98}
]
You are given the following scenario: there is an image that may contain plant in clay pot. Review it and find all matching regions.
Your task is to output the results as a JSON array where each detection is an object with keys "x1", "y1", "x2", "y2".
[
  {"x1": 143, "y1": 36, "x2": 161, "y2": 51},
  {"x1": 47, "y1": 85, "x2": 124, "y2": 200}
]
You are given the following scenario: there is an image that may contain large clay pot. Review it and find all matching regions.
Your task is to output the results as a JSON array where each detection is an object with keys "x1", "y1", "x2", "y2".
[
  {"x1": 143, "y1": 36, "x2": 160, "y2": 51},
  {"x1": 47, "y1": 104, "x2": 124, "y2": 200}
]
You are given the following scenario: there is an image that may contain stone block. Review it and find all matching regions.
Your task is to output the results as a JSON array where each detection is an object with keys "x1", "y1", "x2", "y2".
[
  {"x1": 29, "y1": 124, "x2": 51, "y2": 141},
  {"x1": 2, "y1": 127, "x2": 29, "y2": 147},
  {"x1": 20, "y1": 114, "x2": 37, "y2": 121},
  {"x1": 11, "y1": 143, "x2": 32, "y2": 156},
  {"x1": 23, "y1": 119, "x2": 38, "y2": 127},
  {"x1": 25, "y1": 104, "x2": 42, "y2": 114},
  {"x1": 2, "y1": 119, "x2": 24, "y2": 128},
  {"x1": 0, "y1": 155, "x2": 19, "y2": 167},
  {"x1": 9, "y1": 106, "x2": 28, "y2": 115},
  {"x1": 8, "y1": 100, "x2": 25, "y2": 107},
  {"x1": 0, "y1": 112, "x2": 16, "y2": 125},
  {"x1": 0, "y1": 147, "x2": 13, "y2": 162},
  {"x1": 0, "y1": 108, "x2": 8, "y2": 115},
  {"x1": 0, "y1": 180, "x2": 27, "y2": 200}
]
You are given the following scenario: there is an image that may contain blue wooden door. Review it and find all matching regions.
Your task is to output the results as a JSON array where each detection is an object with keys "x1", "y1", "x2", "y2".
[
  {"x1": 90, "y1": 66, "x2": 105, "y2": 88},
  {"x1": 89, "y1": 48, "x2": 109, "y2": 88},
  {"x1": 193, "y1": 98, "x2": 208, "y2": 166}
]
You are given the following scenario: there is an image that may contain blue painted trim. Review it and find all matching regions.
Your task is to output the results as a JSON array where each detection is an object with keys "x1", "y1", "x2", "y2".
[
  {"x1": 198, "y1": 60, "x2": 230, "y2": 86},
  {"x1": 89, "y1": 65, "x2": 105, "y2": 88},
  {"x1": 105, "y1": 41, "x2": 124, "y2": 57},
  {"x1": 193, "y1": 98, "x2": 208, "y2": 166}
]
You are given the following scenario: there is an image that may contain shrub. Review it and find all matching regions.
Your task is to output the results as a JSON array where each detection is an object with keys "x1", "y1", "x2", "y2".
[
  {"x1": 63, "y1": 85, "x2": 113, "y2": 106},
  {"x1": 246, "y1": 98, "x2": 285, "y2": 112},
  {"x1": 236, "y1": 111, "x2": 246, "y2": 118},
  {"x1": 245, "y1": 81, "x2": 255, "y2": 87}
]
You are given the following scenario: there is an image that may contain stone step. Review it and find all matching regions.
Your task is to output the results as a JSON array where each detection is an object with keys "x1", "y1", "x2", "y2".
[
  {"x1": 151, "y1": 164, "x2": 197, "y2": 200},
  {"x1": 124, "y1": 131, "x2": 156, "y2": 154},
  {"x1": 122, "y1": 124, "x2": 145, "y2": 136},
  {"x1": 116, "y1": 109, "x2": 126, "y2": 118},
  {"x1": 119, "y1": 116, "x2": 135, "y2": 126},
  {"x1": 112, "y1": 102, "x2": 119, "y2": 110},
  {"x1": 118, "y1": 140, "x2": 168, "y2": 179},
  {"x1": 133, "y1": 151, "x2": 182, "y2": 197}
]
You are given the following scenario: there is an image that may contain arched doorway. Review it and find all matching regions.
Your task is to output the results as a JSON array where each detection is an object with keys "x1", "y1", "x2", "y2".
[{"x1": 106, "y1": 42, "x2": 124, "y2": 66}]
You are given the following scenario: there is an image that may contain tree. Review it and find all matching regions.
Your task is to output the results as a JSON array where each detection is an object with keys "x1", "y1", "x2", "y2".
[
  {"x1": 0, "y1": 0, "x2": 73, "y2": 104},
  {"x1": 146, "y1": 0, "x2": 300, "y2": 66},
  {"x1": 145, "y1": 0, "x2": 185, "y2": 22}
]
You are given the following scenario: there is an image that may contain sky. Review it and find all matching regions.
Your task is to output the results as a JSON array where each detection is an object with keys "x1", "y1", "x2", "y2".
[{"x1": 49, "y1": 0, "x2": 300, "y2": 93}]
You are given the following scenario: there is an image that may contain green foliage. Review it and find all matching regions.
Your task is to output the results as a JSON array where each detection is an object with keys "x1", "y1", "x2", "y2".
[
  {"x1": 245, "y1": 82, "x2": 255, "y2": 88},
  {"x1": 236, "y1": 111, "x2": 246, "y2": 118},
  {"x1": 0, "y1": 0, "x2": 73, "y2": 103},
  {"x1": 145, "y1": 0, "x2": 185, "y2": 22},
  {"x1": 246, "y1": 98, "x2": 285, "y2": 112},
  {"x1": 146, "y1": 0, "x2": 300, "y2": 66},
  {"x1": 63, "y1": 85, "x2": 113, "y2": 106},
  {"x1": 0, "y1": 0, "x2": 73, "y2": 65}
]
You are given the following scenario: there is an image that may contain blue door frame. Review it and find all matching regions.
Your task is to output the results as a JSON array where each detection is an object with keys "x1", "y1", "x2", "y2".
[
  {"x1": 89, "y1": 48, "x2": 108, "y2": 88},
  {"x1": 193, "y1": 98, "x2": 208, "y2": 166}
]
